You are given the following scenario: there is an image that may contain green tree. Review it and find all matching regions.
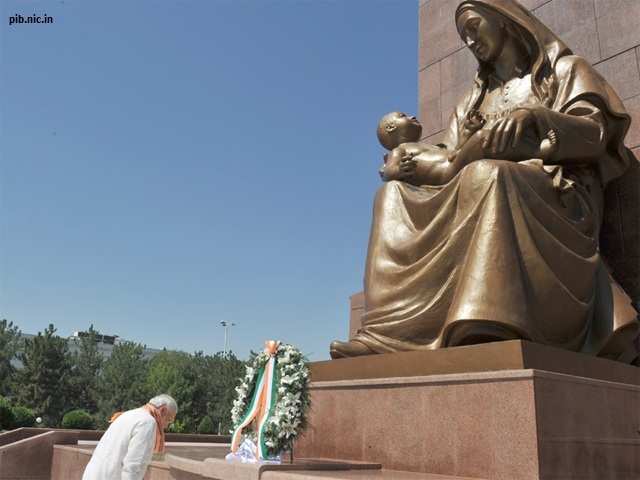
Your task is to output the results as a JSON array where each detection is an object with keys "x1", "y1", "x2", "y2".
[
  {"x1": 189, "y1": 352, "x2": 220, "y2": 432},
  {"x1": 143, "y1": 350, "x2": 243, "y2": 433},
  {"x1": 144, "y1": 350, "x2": 199, "y2": 432},
  {"x1": 197, "y1": 415, "x2": 215, "y2": 434},
  {"x1": 14, "y1": 324, "x2": 72, "y2": 426},
  {"x1": 0, "y1": 319, "x2": 21, "y2": 397},
  {"x1": 97, "y1": 341, "x2": 149, "y2": 427},
  {"x1": 69, "y1": 325, "x2": 103, "y2": 413},
  {"x1": 179, "y1": 352, "x2": 227, "y2": 434},
  {"x1": 207, "y1": 352, "x2": 244, "y2": 433}
]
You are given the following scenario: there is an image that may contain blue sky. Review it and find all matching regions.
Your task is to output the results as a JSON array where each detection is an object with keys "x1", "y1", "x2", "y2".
[{"x1": 1, "y1": 0, "x2": 419, "y2": 360}]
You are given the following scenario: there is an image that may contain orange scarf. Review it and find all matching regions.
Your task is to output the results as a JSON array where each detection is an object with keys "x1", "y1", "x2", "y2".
[
  {"x1": 109, "y1": 404, "x2": 165, "y2": 453},
  {"x1": 143, "y1": 404, "x2": 166, "y2": 453}
]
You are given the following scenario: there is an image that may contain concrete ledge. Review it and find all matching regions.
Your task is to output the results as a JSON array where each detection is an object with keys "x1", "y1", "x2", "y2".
[
  {"x1": 0, "y1": 430, "x2": 105, "y2": 480},
  {"x1": 166, "y1": 456, "x2": 381, "y2": 480},
  {"x1": 0, "y1": 427, "x2": 102, "y2": 448},
  {"x1": 50, "y1": 445, "x2": 384, "y2": 480},
  {"x1": 51, "y1": 445, "x2": 172, "y2": 480},
  {"x1": 0, "y1": 428, "x2": 231, "y2": 480},
  {"x1": 259, "y1": 471, "x2": 481, "y2": 480}
]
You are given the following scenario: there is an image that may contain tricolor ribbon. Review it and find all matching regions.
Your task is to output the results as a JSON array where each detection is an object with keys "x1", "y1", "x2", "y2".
[{"x1": 231, "y1": 340, "x2": 280, "y2": 460}]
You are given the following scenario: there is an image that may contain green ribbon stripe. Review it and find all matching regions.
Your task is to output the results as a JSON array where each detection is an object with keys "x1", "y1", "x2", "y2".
[
  {"x1": 259, "y1": 359, "x2": 280, "y2": 458},
  {"x1": 236, "y1": 366, "x2": 265, "y2": 432}
]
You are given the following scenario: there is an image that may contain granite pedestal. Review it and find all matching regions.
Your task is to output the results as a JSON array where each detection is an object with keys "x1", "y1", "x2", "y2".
[{"x1": 295, "y1": 341, "x2": 640, "y2": 480}]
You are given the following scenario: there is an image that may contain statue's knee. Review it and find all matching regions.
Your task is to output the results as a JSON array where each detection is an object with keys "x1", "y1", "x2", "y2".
[{"x1": 376, "y1": 180, "x2": 402, "y2": 201}]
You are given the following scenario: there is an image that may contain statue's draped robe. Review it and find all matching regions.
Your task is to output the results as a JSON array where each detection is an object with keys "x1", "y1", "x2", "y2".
[{"x1": 354, "y1": 0, "x2": 638, "y2": 359}]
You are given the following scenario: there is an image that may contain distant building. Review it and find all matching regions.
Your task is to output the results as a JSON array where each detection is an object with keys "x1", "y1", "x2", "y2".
[
  {"x1": 67, "y1": 331, "x2": 164, "y2": 360},
  {"x1": 11, "y1": 331, "x2": 164, "y2": 368}
]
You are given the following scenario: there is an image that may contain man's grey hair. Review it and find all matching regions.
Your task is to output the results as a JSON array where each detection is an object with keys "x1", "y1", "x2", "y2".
[{"x1": 149, "y1": 394, "x2": 178, "y2": 413}]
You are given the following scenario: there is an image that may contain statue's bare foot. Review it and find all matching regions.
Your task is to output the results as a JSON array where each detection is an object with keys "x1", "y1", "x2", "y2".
[{"x1": 329, "y1": 339, "x2": 375, "y2": 359}]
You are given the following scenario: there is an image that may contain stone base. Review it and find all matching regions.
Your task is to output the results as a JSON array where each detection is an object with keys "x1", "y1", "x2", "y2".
[
  {"x1": 296, "y1": 342, "x2": 640, "y2": 480},
  {"x1": 311, "y1": 340, "x2": 640, "y2": 384}
]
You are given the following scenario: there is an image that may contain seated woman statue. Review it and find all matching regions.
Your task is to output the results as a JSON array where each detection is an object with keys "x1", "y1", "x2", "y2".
[{"x1": 330, "y1": 0, "x2": 639, "y2": 362}]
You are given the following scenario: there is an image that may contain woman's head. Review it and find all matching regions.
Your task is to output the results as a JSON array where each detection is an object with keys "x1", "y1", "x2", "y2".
[
  {"x1": 454, "y1": 0, "x2": 570, "y2": 106},
  {"x1": 456, "y1": 7, "x2": 508, "y2": 64}
]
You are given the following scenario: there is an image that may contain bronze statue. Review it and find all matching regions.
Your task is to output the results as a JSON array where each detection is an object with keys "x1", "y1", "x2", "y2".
[{"x1": 331, "y1": 0, "x2": 639, "y2": 363}]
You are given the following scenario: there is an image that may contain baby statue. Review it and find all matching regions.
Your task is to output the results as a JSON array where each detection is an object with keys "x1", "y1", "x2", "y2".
[{"x1": 377, "y1": 111, "x2": 557, "y2": 186}]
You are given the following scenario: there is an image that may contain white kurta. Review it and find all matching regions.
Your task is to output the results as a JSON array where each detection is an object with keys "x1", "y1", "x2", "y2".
[{"x1": 82, "y1": 408, "x2": 157, "y2": 480}]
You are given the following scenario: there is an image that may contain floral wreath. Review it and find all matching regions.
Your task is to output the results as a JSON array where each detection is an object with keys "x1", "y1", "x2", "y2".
[{"x1": 230, "y1": 341, "x2": 311, "y2": 460}]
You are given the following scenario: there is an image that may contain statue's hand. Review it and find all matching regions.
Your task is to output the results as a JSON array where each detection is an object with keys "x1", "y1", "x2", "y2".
[
  {"x1": 399, "y1": 155, "x2": 417, "y2": 178},
  {"x1": 483, "y1": 106, "x2": 547, "y2": 156},
  {"x1": 381, "y1": 150, "x2": 417, "y2": 182}
]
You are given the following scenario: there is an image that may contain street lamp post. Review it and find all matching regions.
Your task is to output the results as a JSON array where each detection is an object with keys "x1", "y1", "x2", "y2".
[{"x1": 220, "y1": 321, "x2": 236, "y2": 356}]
